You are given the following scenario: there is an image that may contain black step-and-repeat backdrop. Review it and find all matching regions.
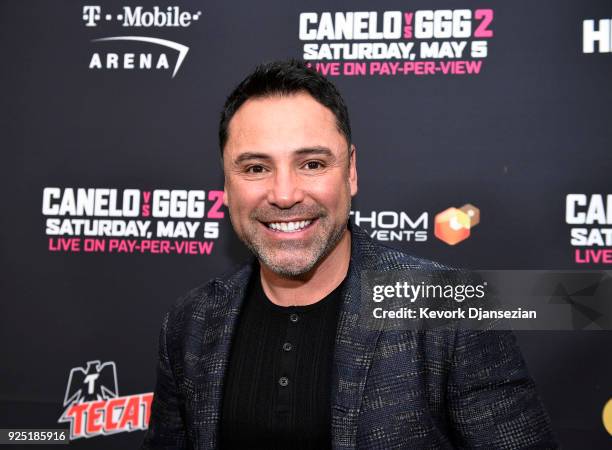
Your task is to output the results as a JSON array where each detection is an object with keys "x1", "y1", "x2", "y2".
[{"x1": 1, "y1": 1, "x2": 611, "y2": 448}]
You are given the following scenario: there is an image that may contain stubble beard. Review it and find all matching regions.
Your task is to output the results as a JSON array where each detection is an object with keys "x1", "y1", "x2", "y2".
[{"x1": 232, "y1": 201, "x2": 351, "y2": 278}]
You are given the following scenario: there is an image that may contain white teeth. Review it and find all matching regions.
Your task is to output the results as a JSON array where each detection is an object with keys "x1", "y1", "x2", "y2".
[{"x1": 267, "y1": 220, "x2": 312, "y2": 233}]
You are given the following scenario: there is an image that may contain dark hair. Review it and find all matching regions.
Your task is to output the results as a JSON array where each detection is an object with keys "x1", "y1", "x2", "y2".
[{"x1": 219, "y1": 60, "x2": 351, "y2": 154}]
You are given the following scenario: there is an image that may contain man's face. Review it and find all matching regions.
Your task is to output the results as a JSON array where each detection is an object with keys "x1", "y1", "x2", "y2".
[{"x1": 223, "y1": 92, "x2": 357, "y2": 277}]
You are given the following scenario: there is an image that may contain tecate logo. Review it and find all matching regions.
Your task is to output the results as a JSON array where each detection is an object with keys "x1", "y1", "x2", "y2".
[{"x1": 58, "y1": 360, "x2": 154, "y2": 440}]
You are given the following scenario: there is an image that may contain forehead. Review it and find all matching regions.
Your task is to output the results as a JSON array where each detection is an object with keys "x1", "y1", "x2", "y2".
[{"x1": 225, "y1": 92, "x2": 347, "y2": 157}]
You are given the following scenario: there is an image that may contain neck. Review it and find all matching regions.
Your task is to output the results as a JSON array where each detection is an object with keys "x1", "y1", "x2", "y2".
[{"x1": 260, "y1": 228, "x2": 351, "y2": 307}]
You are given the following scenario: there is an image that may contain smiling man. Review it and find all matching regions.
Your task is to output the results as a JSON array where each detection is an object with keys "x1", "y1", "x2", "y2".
[
  {"x1": 143, "y1": 60, "x2": 557, "y2": 449},
  {"x1": 222, "y1": 89, "x2": 356, "y2": 305}
]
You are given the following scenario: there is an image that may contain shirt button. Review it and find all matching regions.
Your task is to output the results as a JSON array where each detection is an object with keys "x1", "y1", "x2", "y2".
[
  {"x1": 278, "y1": 376, "x2": 289, "y2": 387},
  {"x1": 289, "y1": 313, "x2": 299, "y2": 323},
  {"x1": 282, "y1": 342, "x2": 292, "y2": 352}
]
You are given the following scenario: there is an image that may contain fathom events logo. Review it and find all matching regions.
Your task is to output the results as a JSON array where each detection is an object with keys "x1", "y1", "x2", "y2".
[
  {"x1": 434, "y1": 204, "x2": 480, "y2": 245},
  {"x1": 58, "y1": 360, "x2": 153, "y2": 440},
  {"x1": 350, "y1": 210, "x2": 428, "y2": 242},
  {"x1": 83, "y1": 5, "x2": 202, "y2": 77},
  {"x1": 350, "y1": 204, "x2": 480, "y2": 245}
]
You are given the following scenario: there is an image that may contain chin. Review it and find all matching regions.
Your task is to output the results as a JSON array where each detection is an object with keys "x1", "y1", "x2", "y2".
[{"x1": 262, "y1": 254, "x2": 318, "y2": 277}]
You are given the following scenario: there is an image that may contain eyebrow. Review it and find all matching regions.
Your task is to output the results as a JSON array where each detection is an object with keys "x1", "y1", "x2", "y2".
[{"x1": 233, "y1": 146, "x2": 334, "y2": 165}]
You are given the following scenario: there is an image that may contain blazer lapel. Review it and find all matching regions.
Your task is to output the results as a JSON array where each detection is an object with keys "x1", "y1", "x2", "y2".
[
  {"x1": 331, "y1": 226, "x2": 386, "y2": 449},
  {"x1": 191, "y1": 263, "x2": 253, "y2": 449}
]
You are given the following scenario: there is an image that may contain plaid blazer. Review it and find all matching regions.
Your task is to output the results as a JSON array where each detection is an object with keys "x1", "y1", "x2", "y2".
[{"x1": 143, "y1": 224, "x2": 557, "y2": 449}]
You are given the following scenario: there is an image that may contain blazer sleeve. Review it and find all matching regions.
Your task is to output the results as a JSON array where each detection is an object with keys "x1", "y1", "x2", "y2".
[
  {"x1": 446, "y1": 328, "x2": 559, "y2": 449},
  {"x1": 142, "y1": 311, "x2": 188, "y2": 450}
]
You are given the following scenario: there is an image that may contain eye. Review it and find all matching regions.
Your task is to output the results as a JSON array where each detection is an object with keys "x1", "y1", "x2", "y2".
[
  {"x1": 303, "y1": 161, "x2": 324, "y2": 170},
  {"x1": 245, "y1": 165, "x2": 266, "y2": 174}
]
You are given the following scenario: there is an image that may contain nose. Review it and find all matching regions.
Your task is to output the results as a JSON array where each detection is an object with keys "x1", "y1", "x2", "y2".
[{"x1": 266, "y1": 167, "x2": 305, "y2": 209}]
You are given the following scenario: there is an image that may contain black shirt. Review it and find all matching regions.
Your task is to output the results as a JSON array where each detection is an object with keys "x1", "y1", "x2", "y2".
[{"x1": 220, "y1": 269, "x2": 344, "y2": 450}]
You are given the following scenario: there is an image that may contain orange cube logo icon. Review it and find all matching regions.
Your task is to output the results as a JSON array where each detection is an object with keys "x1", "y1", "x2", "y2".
[{"x1": 434, "y1": 204, "x2": 480, "y2": 245}]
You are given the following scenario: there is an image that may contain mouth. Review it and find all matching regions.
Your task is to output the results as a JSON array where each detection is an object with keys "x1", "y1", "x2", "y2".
[{"x1": 264, "y1": 219, "x2": 315, "y2": 233}]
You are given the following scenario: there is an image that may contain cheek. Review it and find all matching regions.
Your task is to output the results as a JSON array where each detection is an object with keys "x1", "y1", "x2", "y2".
[
  {"x1": 309, "y1": 177, "x2": 351, "y2": 208},
  {"x1": 227, "y1": 182, "x2": 266, "y2": 213}
]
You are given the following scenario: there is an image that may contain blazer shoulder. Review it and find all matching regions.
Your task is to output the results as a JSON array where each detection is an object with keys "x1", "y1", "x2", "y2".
[
  {"x1": 164, "y1": 261, "x2": 253, "y2": 332},
  {"x1": 350, "y1": 222, "x2": 450, "y2": 272},
  {"x1": 368, "y1": 239, "x2": 450, "y2": 272}
]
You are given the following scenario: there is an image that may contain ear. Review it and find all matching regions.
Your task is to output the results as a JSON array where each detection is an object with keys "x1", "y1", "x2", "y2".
[
  {"x1": 223, "y1": 173, "x2": 230, "y2": 206},
  {"x1": 223, "y1": 187, "x2": 229, "y2": 207},
  {"x1": 222, "y1": 155, "x2": 230, "y2": 206},
  {"x1": 349, "y1": 144, "x2": 358, "y2": 197}
]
